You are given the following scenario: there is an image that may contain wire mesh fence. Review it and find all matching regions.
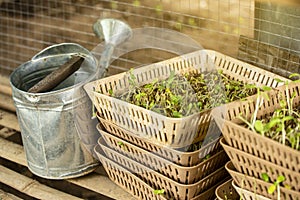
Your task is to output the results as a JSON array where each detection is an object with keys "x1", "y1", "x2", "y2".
[{"x1": 0, "y1": 0, "x2": 299, "y2": 77}]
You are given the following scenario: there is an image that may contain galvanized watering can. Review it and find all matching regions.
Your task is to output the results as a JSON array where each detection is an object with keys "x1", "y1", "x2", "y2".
[
  {"x1": 9, "y1": 18, "x2": 133, "y2": 179},
  {"x1": 10, "y1": 43, "x2": 100, "y2": 179}
]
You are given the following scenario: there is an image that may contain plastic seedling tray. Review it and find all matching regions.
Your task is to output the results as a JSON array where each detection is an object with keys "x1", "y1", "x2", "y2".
[{"x1": 85, "y1": 50, "x2": 288, "y2": 148}]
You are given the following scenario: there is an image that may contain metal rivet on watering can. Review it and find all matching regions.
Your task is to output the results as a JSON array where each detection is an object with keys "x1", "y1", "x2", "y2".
[{"x1": 10, "y1": 43, "x2": 100, "y2": 179}]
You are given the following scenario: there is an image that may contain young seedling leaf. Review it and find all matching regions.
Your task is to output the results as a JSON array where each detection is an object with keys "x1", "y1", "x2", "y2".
[
  {"x1": 279, "y1": 100, "x2": 286, "y2": 108},
  {"x1": 274, "y1": 78, "x2": 284, "y2": 83},
  {"x1": 276, "y1": 175, "x2": 285, "y2": 183},
  {"x1": 149, "y1": 101, "x2": 155, "y2": 110},
  {"x1": 284, "y1": 184, "x2": 291, "y2": 190},
  {"x1": 166, "y1": 71, "x2": 175, "y2": 88},
  {"x1": 282, "y1": 116, "x2": 294, "y2": 122},
  {"x1": 292, "y1": 91, "x2": 297, "y2": 98},
  {"x1": 261, "y1": 173, "x2": 270, "y2": 182},
  {"x1": 108, "y1": 89, "x2": 113, "y2": 96},
  {"x1": 254, "y1": 120, "x2": 264, "y2": 133},
  {"x1": 289, "y1": 73, "x2": 300, "y2": 79},
  {"x1": 268, "y1": 184, "x2": 276, "y2": 194},
  {"x1": 172, "y1": 111, "x2": 182, "y2": 118},
  {"x1": 265, "y1": 118, "x2": 281, "y2": 131},
  {"x1": 153, "y1": 189, "x2": 165, "y2": 195},
  {"x1": 117, "y1": 141, "x2": 124, "y2": 146},
  {"x1": 261, "y1": 86, "x2": 272, "y2": 91},
  {"x1": 245, "y1": 84, "x2": 257, "y2": 89}
]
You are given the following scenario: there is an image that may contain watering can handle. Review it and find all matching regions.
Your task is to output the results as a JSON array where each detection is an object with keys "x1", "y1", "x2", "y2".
[
  {"x1": 31, "y1": 43, "x2": 91, "y2": 61},
  {"x1": 26, "y1": 43, "x2": 94, "y2": 93},
  {"x1": 28, "y1": 55, "x2": 84, "y2": 93}
]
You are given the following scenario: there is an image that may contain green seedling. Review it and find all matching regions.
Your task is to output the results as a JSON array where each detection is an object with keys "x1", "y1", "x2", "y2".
[
  {"x1": 153, "y1": 189, "x2": 165, "y2": 195},
  {"x1": 288, "y1": 73, "x2": 300, "y2": 81},
  {"x1": 117, "y1": 141, "x2": 129, "y2": 152},
  {"x1": 117, "y1": 141, "x2": 124, "y2": 146},
  {"x1": 204, "y1": 154, "x2": 211, "y2": 160},
  {"x1": 262, "y1": 173, "x2": 286, "y2": 200},
  {"x1": 108, "y1": 89, "x2": 113, "y2": 96},
  {"x1": 239, "y1": 79, "x2": 300, "y2": 150},
  {"x1": 261, "y1": 172, "x2": 270, "y2": 182},
  {"x1": 118, "y1": 69, "x2": 261, "y2": 118}
]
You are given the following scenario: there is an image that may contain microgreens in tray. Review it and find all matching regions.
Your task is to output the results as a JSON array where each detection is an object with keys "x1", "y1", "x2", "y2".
[
  {"x1": 239, "y1": 74, "x2": 300, "y2": 151},
  {"x1": 113, "y1": 69, "x2": 258, "y2": 118}
]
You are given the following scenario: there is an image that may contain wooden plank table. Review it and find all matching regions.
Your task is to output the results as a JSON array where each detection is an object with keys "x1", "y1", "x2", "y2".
[{"x1": 0, "y1": 78, "x2": 135, "y2": 200}]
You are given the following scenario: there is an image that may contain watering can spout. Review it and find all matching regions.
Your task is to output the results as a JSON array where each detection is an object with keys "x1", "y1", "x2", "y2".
[
  {"x1": 93, "y1": 18, "x2": 132, "y2": 78},
  {"x1": 93, "y1": 18, "x2": 132, "y2": 46}
]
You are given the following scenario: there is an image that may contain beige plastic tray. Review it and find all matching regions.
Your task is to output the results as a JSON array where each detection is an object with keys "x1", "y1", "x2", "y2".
[
  {"x1": 95, "y1": 144, "x2": 225, "y2": 200},
  {"x1": 225, "y1": 161, "x2": 300, "y2": 200},
  {"x1": 232, "y1": 180, "x2": 270, "y2": 200},
  {"x1": 213, "y1": 76, "x2": 299, "y2": 125},
  {"x1": 213, "y1": 81, "x2": 300, "y2": 173},
  {"x1": 220, "y1": 138, "x2": 300, "y2": 191},
  {"x1": 94, "y1": 145, "x2": 167, "y2": 200},
  {"x1": 98, "y1": 117, "x2": 222, "y2": 167},
  {"x1": 84, "y1": 50, "x2": 288, "y2": 148},
  {"x1": 215, "y1": 179, "x2": 240, "y2": 200},
  {"x1": 98, "y1": 138, "x2": 228, "y2": 200},
  {"x1": 196, "y1": 179, "x2": 229, "y2": 200},
  {"x1": 97, "y1": 123, "x2": 228, "y2": 184},
  {"x1": 217, "y1": 119, "x2": 300, "y2": 173}
]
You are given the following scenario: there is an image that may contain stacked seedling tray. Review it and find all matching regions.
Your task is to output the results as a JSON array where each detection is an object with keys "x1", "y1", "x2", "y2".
[
  {"x1": 215, "y1": 179, "x2": 240, "y2": 200},
  {"x1": 95, "y1": 118, "x2": 229, "y2": 199},
  {"x1": 215, "y1": 178, "x2": 271, "y2": 200},
  {"x1": 84, "y1": 49, "x2": 288, "y2": 148},
  {"x1": 213, "y1": 81, "x2": 300, "y2": 199},
  {"x1": 85, "y1": 49, "x2": 289, "y2": 199},
  {"x1": 94, "y1": 143, "x2": 224, "y2": 200},
  {"x1": 215, "y1": 178, "x2": 272, "y2": 200},
  {"x1": 97, "y1": 119, "x2": 227, "y2": 183}
]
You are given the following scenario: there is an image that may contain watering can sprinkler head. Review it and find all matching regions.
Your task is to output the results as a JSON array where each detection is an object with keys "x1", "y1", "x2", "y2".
[
  {"x1": 92, "y1": 18, "x2": 132, "y2": 78},
  {"x1": 93, "y1": 18, "x2": 132, "y2": 46}
]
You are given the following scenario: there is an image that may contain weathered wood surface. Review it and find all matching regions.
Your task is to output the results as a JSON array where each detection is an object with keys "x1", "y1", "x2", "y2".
[
  {"x1": 0, "y1": 165, "x2": 82, "y2": 200},
  {"x1": 0, "y1": 189, "x2": 22, "y2": 200},
  {"x1": 0, "y1": 84, "x2": 12, "y2": 96},
  {"x1": 0, "y1": 109, "x2": 20, "y2": 131},
  {"x1": 0, "y1": 136, "x2": 135, "y2": 200},
  {"x1": 0, "y1": 75, "x2": 135, "y2": 200},
  {"x1": 0, "y1": 93, "x2": 16, "y2": 113},
  {"x1": 0, "y1": 127, "x2": 17, "y2": 138}
]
